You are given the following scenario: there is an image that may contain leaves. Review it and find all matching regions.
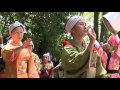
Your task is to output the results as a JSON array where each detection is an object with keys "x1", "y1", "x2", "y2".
[{"x1": 0, "y1": 12, "x2": 108, "y2": 60}]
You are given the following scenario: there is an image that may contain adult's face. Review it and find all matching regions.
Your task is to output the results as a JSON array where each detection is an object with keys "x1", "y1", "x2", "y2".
[
  {"x1": 10, "y1": 26, "x2": 24, "y2": 42},
  {"x1": 71, "y1": 20, "x2": 87, "y2": 38},
  {"x1": 26, "y1": 45, "x2": 33, "y2": 52}
]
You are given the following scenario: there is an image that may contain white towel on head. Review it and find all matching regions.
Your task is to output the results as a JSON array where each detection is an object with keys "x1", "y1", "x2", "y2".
[
  {"x1": 43, "y1": 53, "x2": 50, "y2": 57},
  {"x1": 65, "y1": 16, "x2": 84, "y2": 33},
  {"x1": 9, "y1": 21, "x2": 27, "y2": 34}
]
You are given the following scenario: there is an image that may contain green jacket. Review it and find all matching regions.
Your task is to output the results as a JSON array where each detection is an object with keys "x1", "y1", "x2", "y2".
[{"x1": 61, "y1": 39, "x2": 107, "y2": 78}]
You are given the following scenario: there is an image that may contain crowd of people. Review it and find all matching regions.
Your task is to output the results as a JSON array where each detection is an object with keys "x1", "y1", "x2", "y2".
[{"x1": 0, "y1": 12, "x2": 120, "y2": 78}]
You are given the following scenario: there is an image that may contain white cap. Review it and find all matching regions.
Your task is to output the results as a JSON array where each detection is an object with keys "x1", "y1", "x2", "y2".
[
  {"x1": 9, "y1": 21, "x2": 27, "y2": 34},
  {"x1": 65, "y1": 16, "x2": 84, "y2": 33}
]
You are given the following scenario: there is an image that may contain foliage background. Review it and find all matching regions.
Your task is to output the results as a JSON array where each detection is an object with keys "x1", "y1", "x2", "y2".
[{"x1": 0, "y1": 12, "x2": 114, "y2": 61}]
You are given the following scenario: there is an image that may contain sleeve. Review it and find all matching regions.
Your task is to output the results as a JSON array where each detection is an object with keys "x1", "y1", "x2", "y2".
[
  {"x1": 1, "y1": 46, "x2": 18, "y2": 62},
  {"x1": 97, "y1": 47, "x2": 104, "y2": 56},
  {"x1": 96, "y1": 47, "x2": 108, "y2": 68},
  {"x1": 61, "y1": 45, "x2": 90, "y2": 71},
  {"x1": 35, "y1": 54, "x2": 42, "y2": 72},
  {"x1": 28, "y1": 55, "x2": 40, "y2": 78},
  {"x1": 95, "y1": 56, "x2": 107, "y2": 78}
]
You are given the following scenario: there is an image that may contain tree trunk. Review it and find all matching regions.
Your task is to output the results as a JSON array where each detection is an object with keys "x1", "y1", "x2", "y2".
[
  {"x1": 94, "y1": 12, "x2": 99, "y2": 40},
  {"x1": 100, "y1": 12, "x2": 107, "y2": 43}
]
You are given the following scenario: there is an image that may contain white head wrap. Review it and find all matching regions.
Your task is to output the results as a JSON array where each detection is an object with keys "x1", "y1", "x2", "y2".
[
  {"x1": 43, "y1": 53, "x2": 50, "y2": 57},
  {"x1": 9, "y1": 21, "x2": 27, "y2": 35},
  {"x1": 65, "y1": 16, "x2": 84, "y2": 33}
]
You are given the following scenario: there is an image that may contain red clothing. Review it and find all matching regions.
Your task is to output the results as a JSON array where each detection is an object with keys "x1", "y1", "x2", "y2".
[
  {"x1": 97, "y1": 46, "x2": 120, "y2": 78},
  {"x1": 40, "y1": 62, "x2": 53, "y2": 78}
]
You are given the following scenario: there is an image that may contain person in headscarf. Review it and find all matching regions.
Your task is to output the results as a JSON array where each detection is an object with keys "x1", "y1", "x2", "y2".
[
  {"x1": 95, "y1": 34, "x2": 120, "y2": 78},
  {"x1": 1, "y1": 21, "x2": 39, "y2": 78},
  {"x1": 60, "y1": 16, "x2": 107, "y2": 78},
  {"x1": 105, "y1": 34, "x2": 120, "y2": 78},
  {"x1": 94, "y1": 41, "x2": 110, "y2": 69},
  {"x1": 40, "y1": 53, "x2": 54, "y2": 78},
  {"x1": 102, "y1": 43, "x2": 111, "y2": 69},
  {"x1": 26, "y1": 41, "x2": 42, "y2": 77}
]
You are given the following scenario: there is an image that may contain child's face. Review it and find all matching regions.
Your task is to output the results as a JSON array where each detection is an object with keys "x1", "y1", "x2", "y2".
[{"x1": 43, "y1": 56, "x2": 49, "y2": 63}]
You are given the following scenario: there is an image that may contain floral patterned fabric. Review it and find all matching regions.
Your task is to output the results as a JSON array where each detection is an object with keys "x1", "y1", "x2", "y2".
[
  {"x1": 1, "y1": 41, "x2": 39, "y2": 78},
  {"x1": 97, "y1": 47, "x2": 120, "y2": 78},
  {"x1": 32, "y1": 53, "x2": 42, "y2": 74}
]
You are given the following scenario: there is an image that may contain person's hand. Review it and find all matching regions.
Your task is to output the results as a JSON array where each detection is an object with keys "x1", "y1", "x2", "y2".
[
  {"x1": 22, "y1": 38, "x2": 32, "y2": 48},
  {"x1": 87, "y1": 28, "x2": 96, "y2": 52},
  {"x1": 88, "y1": 28, "x2": 96, "y2": 41}
]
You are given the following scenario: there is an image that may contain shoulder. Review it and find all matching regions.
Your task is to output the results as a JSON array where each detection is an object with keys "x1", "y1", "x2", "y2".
[
  {"x1": 32, "y1": 52, "x2": 40, "y2": 59},
  {"x1": 63, "y1": 45, "x2": 77, "y2": 54},
  {"x1": 62, "y1": 40, "x2": 75, "y2": 48},
  {"x1": 32, "y1": 52, "x2": 39, "y2": 57},
  {"x1": 62, "y1": 40, "x2": 76, "y2": 50}
]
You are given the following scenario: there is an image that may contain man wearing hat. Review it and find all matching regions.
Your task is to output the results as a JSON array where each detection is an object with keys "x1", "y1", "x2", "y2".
[{"x1": 60, "y1": 16, "x2": 107, "y2": 78}]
